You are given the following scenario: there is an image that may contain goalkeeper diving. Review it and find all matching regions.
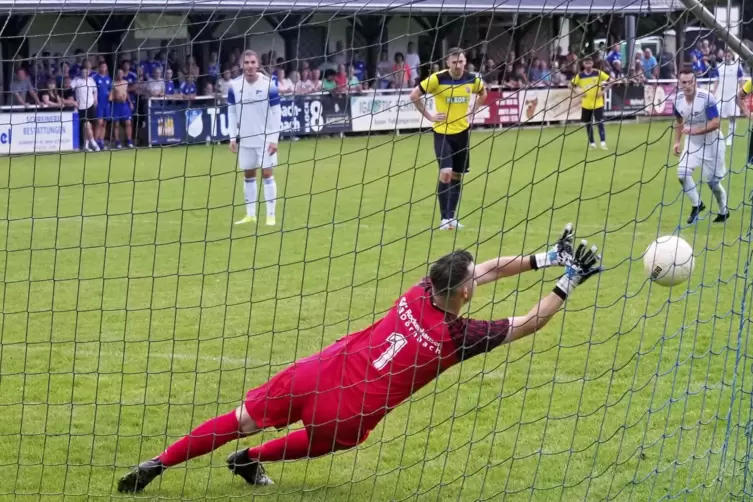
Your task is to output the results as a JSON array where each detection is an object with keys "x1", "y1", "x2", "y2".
[{"x1": 117, "y1": 223, "x2": 602, "y2": 492}]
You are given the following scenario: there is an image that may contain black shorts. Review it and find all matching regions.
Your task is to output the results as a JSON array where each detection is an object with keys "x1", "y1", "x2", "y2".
[
  {"x1": 581, "y1": 107, "x2": 604, "y2": 123},
  {"x1": 81, "y1": 106, "x2": 97, "y2": 123},
  {"x1": 433, "y1": 129, "x2": 470, "y2": 174}
]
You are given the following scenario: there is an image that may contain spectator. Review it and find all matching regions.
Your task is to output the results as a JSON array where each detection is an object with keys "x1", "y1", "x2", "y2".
[
  {"x1": 59, "y1": 77, "x2": 77, "y2": 107},
  {"x1": 691, "y1": 53, "x2": 706, "y2": 77},
  {"x1": 606, "y1": 43, "x2": 621, "y2": 68},
  {"x1": 71, "y1": 64, "x2": 98, "y2": 151},
  {"x1": 231, "y1": 64, "x2": 241, "y2": 79},
  {"x1": 334, "y1": 64, "x2": 348, "y2": 92},
  {"x1": 179, "y1": 74, "x2": 197, "y2": 99},
  {"x1": 610, "y1": 59, "x2": 626, "y2": 81},
  {"x1": 431, "y1": 62, "x2": 440, "y2": 74},
  {"x1": 482, "y1": 58, "x2": 499, "y2": 86},
  {"x1": 203, "y1": 82, "x2": 214, "y2": 97},
  {"x1": 184, "y1": 56, "x2": 200, "y2": 80},
  {"x1": 346, "y1": 65, "x2": 362, "y2": 93},
  {"x1": 641, "y1": 48, "x2": 658, "y2": 80},
  {"x1": 56, "y1": 61, "x2": 71, "y2": 88},
  {"x1": 289, "y1": 70, "x2": 302, "y2": 94},
  {"x1": 207, "y1": 51, "x2": 220, "y2": 83},
  {"x1": 350, "y1": 50, "x2": 367, "y2": 82},
  {"x1": 311, "y1": 69, "x2": 322, "y2": 92},
  {"x1": 276, "y1": 57, "x2": 285, "y2": 72},
  {"x1": 550, "y1": 61, "x2": 566, "y2": 86},
  {"x1": 513, "y1": 65, "x2": 529, "y2": 87},
  {"x1": 10, "y1": 67, "x2": 40, "y2": 106},
  {"x1": 392, "y1": 52, "x2": 411, "y2": 88},
  {"x1": 564, "y1": 48, "x2": 578, "y2": 80},
  {"x1": 597, "y1": 42, "x2": 606, "y2": 60},
  {"x1": 147, "y1": 67, "x2": 165, "y2": 97},
  {"x1": 467, "y1": 63, "x2": 477, "y2": 77},
  {"x1": 658, "y1": 47, "x2": 675, "y2": 80},
  {"x1": 296, "y1": 69, "x2": 315, "y2": 94},
  {"x1": 707, "y1": 56, "x2": 719, "y2": 81},
  {"x1": 276, "y1": 68, "x2": 294, "y2": 95},
  {"x1": 321, "y1": 69, "x2": 337, "y2": 92},
  {"x1": 539, "y1": 60, "x2": 552, "y2": 86},
  {"x1": 405, "y1": 42, "x2": 421, "y2": 86},
  {"x1": 39, "y1": 79, "x2": 61, "y2": 107},
  {"x1": 376, "y1": 51, "x2": 392, "y2": 89},
  {"x1": 228, "y1": 53, "x2": 238, "y2": 71},
  {"x1": 529, "y1": 57, "x2": 544, "y2": 85},
  {"x1": 630, "y1": 60, "x2": 646, "y2": 84},
  {"x1": 164, "y1": 68, "x2": 176, "y2": 96},
  {"x1": 217, "y1": 68, "x2": 233, "y2": 96}
]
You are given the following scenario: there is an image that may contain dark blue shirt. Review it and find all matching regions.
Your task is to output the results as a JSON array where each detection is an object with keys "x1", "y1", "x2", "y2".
[
  {"x1": 179, "y1": 81, "x2": 196, "y2": 95},
  {"x1": 692, "y1": 60, "x2": 707, "y2": 76},
  {"x1": 92, "y1": 73, "x2": 112, "y2": 103},
  {"x1": 165, "y1": 80, "x2": 176, "y2": 95},
  {"x1": 351, "y1": 60, "x2": 366, "y2": 81}
]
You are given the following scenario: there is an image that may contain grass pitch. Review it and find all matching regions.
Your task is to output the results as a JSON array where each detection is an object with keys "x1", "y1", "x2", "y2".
[{"x1": 2, "y1": 119, "x2": 753, "y2": 501}]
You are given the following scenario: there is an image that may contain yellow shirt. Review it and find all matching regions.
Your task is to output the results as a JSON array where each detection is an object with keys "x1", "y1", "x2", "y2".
[
  {"x1": 419, "y1": 70, "x2": 484, "y2": 135},
  {"x1": 742, "y1": 79, "x2": 752, "y2": 95},
  {"x1": 572, "y1": 70, "x2": 610, "y2": 110}
]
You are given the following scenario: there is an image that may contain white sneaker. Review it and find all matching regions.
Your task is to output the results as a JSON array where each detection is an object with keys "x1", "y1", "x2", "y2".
[
  {"x1": 450, "y1": 219, "x2": 464, "y2": 229},
  {"x1": 266, "y1": 215, "x2": 276, "y2": 226},
  {"x1": 726, "y1": 137, "x2": 733, "y2": 146},
  {"x1": 90, "y1": 141, "x2": 100, "y2": 152},
  {"x1": 439, "y1": 219, "x2": 455, "y2": 231},
  {"x1": 589, "y1": 143, "x2": 596, "y2": 149},
  {"x1": 600, "y1": 142, "x2": 608, "y2": 150}
]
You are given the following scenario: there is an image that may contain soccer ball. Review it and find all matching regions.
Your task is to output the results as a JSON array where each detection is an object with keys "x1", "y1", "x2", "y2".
[{"x1": 643, "y1": 235, "x2": 694, "y2": 287}]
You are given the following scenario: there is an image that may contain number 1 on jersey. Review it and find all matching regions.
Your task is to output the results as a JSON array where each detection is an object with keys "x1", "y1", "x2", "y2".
[{"x1": 373, "y1": 333, "x2": 408, "y2": 371}]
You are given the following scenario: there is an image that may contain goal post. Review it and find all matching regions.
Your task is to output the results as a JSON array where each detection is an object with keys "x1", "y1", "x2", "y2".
[{"x1": 3, "y1": 0, "x2": 753, "y2": 500}]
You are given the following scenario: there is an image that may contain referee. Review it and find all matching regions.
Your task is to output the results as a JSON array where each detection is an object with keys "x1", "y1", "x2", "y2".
[{"x1": 410, "y1": 47, "x2": 487, "y2": 231}]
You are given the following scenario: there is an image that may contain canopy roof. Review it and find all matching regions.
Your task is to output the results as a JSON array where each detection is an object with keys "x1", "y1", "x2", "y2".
[{"x1": 0, "y1": 0, "x2": 683, "y2": 14}]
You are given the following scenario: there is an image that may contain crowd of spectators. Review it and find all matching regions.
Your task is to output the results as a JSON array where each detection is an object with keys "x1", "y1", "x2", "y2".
[{"x1": 6, "y1": 37, "x2": 700, "y2": 111}]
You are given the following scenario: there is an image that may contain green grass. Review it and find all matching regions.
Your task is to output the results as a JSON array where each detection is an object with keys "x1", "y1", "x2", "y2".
[{"x1": 1, "y1": 119, "x2": 753, "y2": 501}]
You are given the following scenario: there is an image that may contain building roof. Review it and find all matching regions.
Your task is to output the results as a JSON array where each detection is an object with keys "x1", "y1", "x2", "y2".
[{"x1": 0, "y1": 0, "x2": 683, "y2": 14}]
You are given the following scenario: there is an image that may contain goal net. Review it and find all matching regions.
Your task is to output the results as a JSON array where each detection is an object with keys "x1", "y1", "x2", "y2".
[{"x1": 1, "y1": 0, "x2": 753, "y2": 500}]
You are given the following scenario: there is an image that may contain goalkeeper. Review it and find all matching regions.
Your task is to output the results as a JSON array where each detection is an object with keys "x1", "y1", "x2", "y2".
[{"x1": 117, "y1": 224, "x2": 602, "y2": 493}]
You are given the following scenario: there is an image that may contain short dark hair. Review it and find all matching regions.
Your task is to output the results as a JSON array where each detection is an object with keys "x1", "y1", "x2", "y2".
[
  {"x1": 679, "y1": 68, "x2": 695, "y2": 78},
  {"x1": 446, "y1": 47, "x2": 465, "y2": 58},
  {"x1": 582, "y1": 55, "x2": 593, "y2": 62},
  {"x1": 429, "y1": 250, "x2": 474, "y2": 297}
]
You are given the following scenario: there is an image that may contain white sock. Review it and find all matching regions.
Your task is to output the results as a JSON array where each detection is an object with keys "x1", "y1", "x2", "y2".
[
  {"x1": 244, "y1": 177, "x2": 257, "y2": 217},
  {"x1": 729, "y1": 119, "x2": 736, "y2": 138},
  {"x1": 710, "y1": 182, "x2": 728, "y2": 214},
  {"x1": 263, "y1": 176, "x2": 277, "y2": 217},
  {"x1": 680, "y1": 176, "x2": 700, "y2": 206}
]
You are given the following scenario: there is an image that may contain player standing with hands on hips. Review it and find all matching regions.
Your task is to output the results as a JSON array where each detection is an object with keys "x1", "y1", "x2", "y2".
[
  {"x1": 117, "y1": 223, "x2": 602, "y2": 493},
  {"x1": 409, "y1": 47, "x2": 487, "y2": 231},
  {"x1": 228, "y1": 50, "x2": 281, "y2": 227},
  {"x1": 673, "y1": 69, "x2": 729, "y2": 225}
]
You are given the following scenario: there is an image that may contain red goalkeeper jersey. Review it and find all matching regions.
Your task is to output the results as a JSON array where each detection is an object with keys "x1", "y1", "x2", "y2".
[{"x1": 333, "y1": 278, "x2": 510, "y2": 418}]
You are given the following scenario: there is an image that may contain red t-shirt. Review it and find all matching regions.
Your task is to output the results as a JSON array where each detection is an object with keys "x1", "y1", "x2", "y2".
[{"x1": 331, "y1": 278, "x2": 510, "y2": 418}]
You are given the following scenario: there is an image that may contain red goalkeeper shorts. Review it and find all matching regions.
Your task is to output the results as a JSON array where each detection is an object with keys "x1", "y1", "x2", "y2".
[{"x1": 244, "y1": 340, "x2": 384, "y2": 448}]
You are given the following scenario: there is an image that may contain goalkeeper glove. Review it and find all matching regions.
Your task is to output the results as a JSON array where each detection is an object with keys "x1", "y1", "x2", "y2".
[
  {"x1": 554, "y1": 240, "x2": 602, "y2": 298},
  {"x1": 531, "y1": 223, "x2": 574, "y2": 269}
]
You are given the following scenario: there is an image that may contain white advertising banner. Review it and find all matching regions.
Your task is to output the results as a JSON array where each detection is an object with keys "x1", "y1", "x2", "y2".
[
  {"x1": 0, "y1": 110, "x2": 79, "y2": 155},
  {"x1": 350, "y1": 92, "x2": 435, "y2": 132}
]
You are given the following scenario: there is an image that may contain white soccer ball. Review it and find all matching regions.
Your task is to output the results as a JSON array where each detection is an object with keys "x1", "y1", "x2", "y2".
[{"x1": 643, "y1": 235, "x2": 694, "y2": 287}]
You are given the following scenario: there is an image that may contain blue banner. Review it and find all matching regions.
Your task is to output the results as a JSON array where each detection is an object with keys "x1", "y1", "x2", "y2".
[{"x1": 149, "y1": 94, "x2": 351, "y2": 146}]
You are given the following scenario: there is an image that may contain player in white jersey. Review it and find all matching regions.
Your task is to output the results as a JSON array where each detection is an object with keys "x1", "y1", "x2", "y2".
[
  {"x1": 228, "y1": 50, "x2": 282, "y2": 226},
  {"x1": 673, "y1": 69, "x2": 729, "y2": 224},
  {"x1": 712, "y1": 50, "x2": 743, "y2": 146}
]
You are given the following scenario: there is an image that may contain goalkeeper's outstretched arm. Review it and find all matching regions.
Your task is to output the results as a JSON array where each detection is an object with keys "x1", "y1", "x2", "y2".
[
  {"x1": 474, "y1": 223, "x2": 574, "y2": 286},
  {"x1": 505, "y1": 241, "x2": 601, "y2": 344}
]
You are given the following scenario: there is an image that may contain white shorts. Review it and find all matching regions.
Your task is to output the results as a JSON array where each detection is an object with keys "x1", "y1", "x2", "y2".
[
  {"x1": 679, "y1": 139, "x2": 727, "y2": 182},
  {"x1": 238, "y1": 145, "x2": 277, "y2": 171},
  {"x1": 717, "y1": 98, "x2": 739, "y2": 119}
]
